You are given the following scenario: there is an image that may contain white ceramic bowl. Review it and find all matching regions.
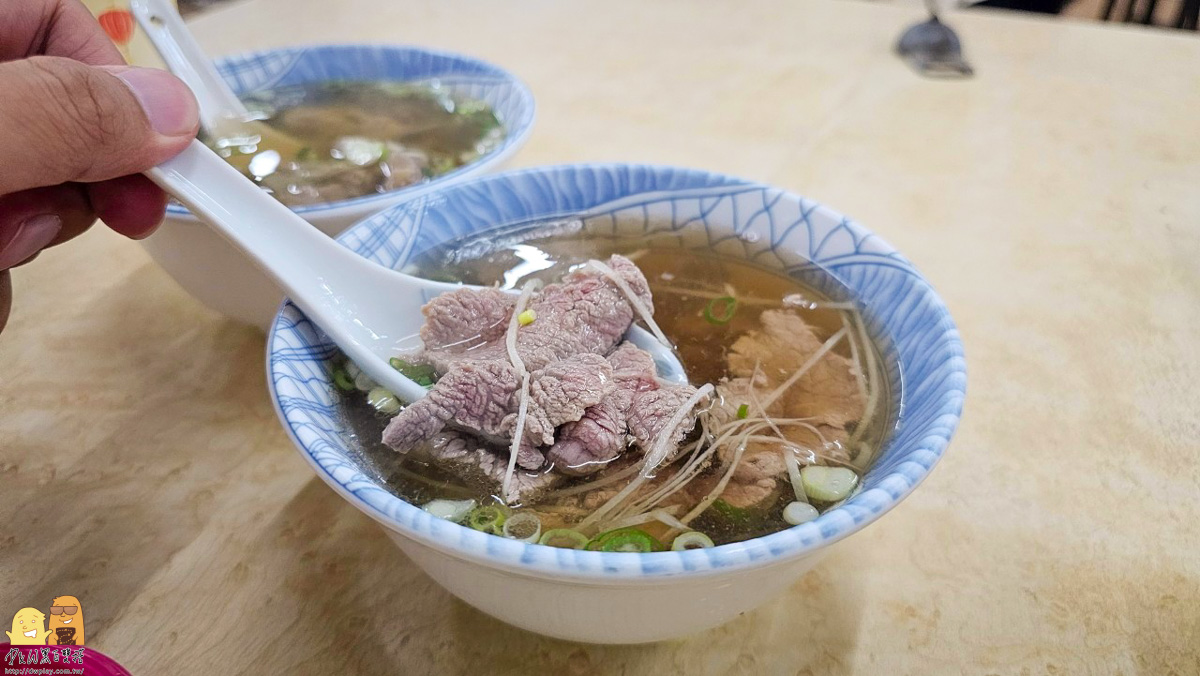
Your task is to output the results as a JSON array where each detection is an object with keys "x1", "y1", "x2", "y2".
[
  {"x1": 143, "y1": 44, "x2": 535, "y2": 328},
  {"x1": 266, "y1": 164, "x2": 967, "y2": 643}
]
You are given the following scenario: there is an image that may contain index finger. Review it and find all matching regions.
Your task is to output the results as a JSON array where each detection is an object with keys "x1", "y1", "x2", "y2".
[{"x1": 0, "y1": 0, "x2": 124, "y2": 65}]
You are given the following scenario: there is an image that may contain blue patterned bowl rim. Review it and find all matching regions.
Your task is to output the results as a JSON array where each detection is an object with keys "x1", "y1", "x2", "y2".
[
  {"x1": 266, "y1": 163, "x2": 967, "y2": 580},
  {"x1": 166, "y1": 43, "x2": 536, "y2": 217}
]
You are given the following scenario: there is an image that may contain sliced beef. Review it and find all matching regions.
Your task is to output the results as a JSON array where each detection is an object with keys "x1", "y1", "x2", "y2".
[
  {"x1": 716, "y1": 446, "x2": 787, "y2": 510},
  {"x1": 254, "y1": 141, "x2": 428, "y2": 208},
  {"x1": 626, "y1": 385, "x2": 702, "y2": 452},
  {"x1": 427, "y1": 432, "x2": 563, "y2": 505},
  {"x1": 382, "y1": 360, "x2": 519, "y2": 452},
  {"x1": 547, "y1": 342, "x2": 649, "y2": 475},
  {"x1": 547, "y1": 397, "x2": 626, "y2": 476},
  {"x1": 420, "y1": 254, "x2": 651, "y2": 374},
  {"x1": 725, "y1": 310, "x2": 863, "y2": 430},
  {"x1": 733, "y1": 450, "x2": 787, "y2": 483},
  {"x1": 526, "y1": 353, "x2": 615, "y2": 446},
  {"x1": 383, "y1": 255, "x2": 651, "y2": 469},
  {"x1": 719, "y1": 475, "x2": 781, "y2": 510},
  {"x1": 379, "y1": 143, "x2": 428, "y2": 190},
  {"x1": 419, "y1": 287, "x2": 514, "y2": 356},
  {"x1": 605, "y1": 338, "x2": 660, "y2": 397},
  {"x1": 710, "y1": 310, "x2": 864, "y2": 464},
  {"x1": 381, "y1": 255, "x2": 714, "y2": 495},
  {"x1": 383, "y1": 353, "x2": 613, "y2": 470},
  {"x1": 548, "y1": 342, "x2": 702, "y2": 476},
  {"x1": 702, "y1": 310, "x2": 867, "y2": 508}
]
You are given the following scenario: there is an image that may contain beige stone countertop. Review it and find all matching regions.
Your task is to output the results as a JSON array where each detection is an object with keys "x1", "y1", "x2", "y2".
[{"x1": 2, "y1": 0, "x2": 1198, "y2": 673}]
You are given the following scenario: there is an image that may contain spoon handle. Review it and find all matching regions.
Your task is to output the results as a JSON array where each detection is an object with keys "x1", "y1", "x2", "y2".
[
  {"x1": 129, "y1": 0, "x2": 249, "y2": 130},
  {"x1": 145, "y1": 141, "x2": 360, "y2": 286},
  {"x1": 145, "y1": 141, "x2": 444, "y2": 402},
  {"x1": 146, "y1": 140, "x2": 461, "y2": 298}
]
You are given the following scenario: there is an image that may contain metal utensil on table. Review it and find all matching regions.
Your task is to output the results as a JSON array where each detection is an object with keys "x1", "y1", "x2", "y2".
[{"x1": 896, "y1": 2, "x2": 974, "y2": 78}]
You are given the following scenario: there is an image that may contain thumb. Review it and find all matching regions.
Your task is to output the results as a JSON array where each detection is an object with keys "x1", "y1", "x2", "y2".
[{"x1": 0, "y1": 57, "x2": 198, "y2": 195}]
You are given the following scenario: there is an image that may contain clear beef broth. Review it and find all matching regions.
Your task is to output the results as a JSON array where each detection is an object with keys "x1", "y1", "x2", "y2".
[
  {"x1": 411, "y1": 237, "x2": 855, "y2": 385},
  {"x1": 208, "y1": 81, "x2": 504, "y2": 207},
  {"x1": 339, "y1": 228, "x2": 892, "y2": 547}
]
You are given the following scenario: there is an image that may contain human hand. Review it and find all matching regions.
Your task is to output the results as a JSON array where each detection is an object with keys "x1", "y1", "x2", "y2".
[{"x1": 0, "y1": 0, "x2": 200, "y2": 332}]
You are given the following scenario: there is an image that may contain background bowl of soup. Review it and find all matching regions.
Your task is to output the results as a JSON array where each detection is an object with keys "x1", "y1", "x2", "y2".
[
  {"x1": 266, "y1": 164, "x2": 966, "y2": 644},
  {"x1": 142, "y1": 44, "x2": 535, "y2": 328}
]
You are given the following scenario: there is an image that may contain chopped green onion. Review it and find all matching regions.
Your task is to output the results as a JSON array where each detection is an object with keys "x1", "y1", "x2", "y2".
[
  {"x1": 588, "y1": 527, "x2": 659, "y2": 553},
  {"x1": 601, "y1": 531, "x2": 657, "y2": 553},
  {"x1": 429, "y1": 156, "x2": 456, "y2": 176},
  {"x1": 332, "y1": 136, "x2": 387, "y2": 166},
  {"x1": 389, "y1": 357, "x2": 437, "y2": 388},
  {"x1": 538, "y1": 528, "x2": 590, "y2": 549},
  {"x1": 736, "y1": 403, "x2": 749, "y2": 419},
  {"x1": 518, "y1": 309, "x2": 537, "y2": 326},
  {"x1": 704, "y1": 296, "x2": 738, "y2": 325},
  {"x1": 783, "y1": 449, "x2": 807, "y2": 503},
  {"x1": 353, "y1": 370, "x2": 376, "y2": 392},
  {"x1": 501, "y1": 512, "x2": 542, "y2": 543},
  {"x1": 344, "y1": 361, "x2": 362, "y2": 380},
  {"x1": 421, "y1": 498, "x2": 476, "y2": 523},
  {"x1": 782, "y1": 501, "x2": 820, "y2": 526},
  {"x1": 800, "y1": 466, "x2": 860, "y2": 502},
  {"x1": 585, "y1": 527, "x2": 631, "y2": 550},
  {"x1": 296, "y1": 146, "x2": 313, "y2": 161},
  {"x1": 332, "y1": 368, "x2": 355, "y2": 392},
  {"x1": 708, "y1": 498, "x2": 755, "y2": 525},
  {"x1": 455, "y1": 100, "x2": 489, "y2": 116},
  {"x1": 367, "y1": 387, "x2": 402, "y2": 415},
  {"x1": 466, "y1": 505, "x2": 508, "y2": 534},
  {"x1": 671, "y1": 531, "x2": 715, "y2": 551}
]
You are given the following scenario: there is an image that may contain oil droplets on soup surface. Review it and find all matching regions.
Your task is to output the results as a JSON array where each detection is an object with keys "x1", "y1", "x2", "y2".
[
  {"x1": 206, "y1": 80, "x2": 504, "y2": 207},
  {"x1": 336, "y1": 222, "x2": 893, "y2": 550}
]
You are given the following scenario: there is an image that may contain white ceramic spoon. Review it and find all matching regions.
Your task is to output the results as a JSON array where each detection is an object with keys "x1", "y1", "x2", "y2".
[
  {"x1": 143, "y1": 142, "x2": 689, "y2": 401},
  {"x1": 130, "y1": 0, "x2": 307, "y2": 162},
  {"x1": 129, "y1": 0, "x2": 686, "y2": 398},
  {"x1": 129, "y1": 0, "x2": 245, "y2": 131}
]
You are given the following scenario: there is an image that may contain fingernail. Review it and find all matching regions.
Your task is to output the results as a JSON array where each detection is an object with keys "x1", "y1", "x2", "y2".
[
  {"x1": 0, "y1": 215, "x2": 62, "y2": 270},
  {"x1": 105, "y1": 66, "x2": 199, "y2": 137}
]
